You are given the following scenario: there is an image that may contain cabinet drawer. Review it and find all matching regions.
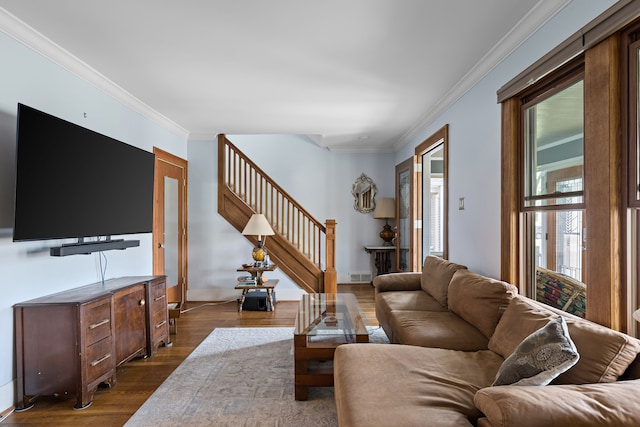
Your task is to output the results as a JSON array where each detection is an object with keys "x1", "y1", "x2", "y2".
[
  {"x1": 152, "y1": 306, "x2": 168, "y2": 334},
  {"x1": 84, "y1": 299, "x2": 112, "y2": 346},
  {"x1": 85, "y1": 337, "x2": 114, "y2": 383},
  {"x1": 150, "y1": 281, "x2": 166, "y2": 305},
  {"x1": 153, "y1": 303, "x2": 166, "y2": 321},
  {"x1": 152, "y1": 317, "x2": 168, "y2": 339}
]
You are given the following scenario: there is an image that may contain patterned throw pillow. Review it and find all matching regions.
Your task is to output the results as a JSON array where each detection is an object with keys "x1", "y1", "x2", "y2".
[{"x1": 492, "y1": 316, "x2": 579, "y2": 386}]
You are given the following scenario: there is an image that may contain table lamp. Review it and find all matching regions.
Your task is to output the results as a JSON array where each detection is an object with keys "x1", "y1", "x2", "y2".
[
  {"x1": 242, "y1": 214, "x2": 275, "y2": 265},
  {"x1": 373, "y1": 198, "x2": 395, "y2": 246}
]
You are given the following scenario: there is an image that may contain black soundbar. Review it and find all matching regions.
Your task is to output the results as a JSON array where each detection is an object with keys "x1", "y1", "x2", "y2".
[{"x1": 50, "y1": 239, "x2": 140, "y2": 256}]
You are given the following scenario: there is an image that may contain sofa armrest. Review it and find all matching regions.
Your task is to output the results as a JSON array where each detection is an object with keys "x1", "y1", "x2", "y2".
[
  {"x1": 373, "y1": 272, "x2": 422, "y2": 292},
  {"x1": 474, "y1": 381, "x2": 640, "y2": 427}
]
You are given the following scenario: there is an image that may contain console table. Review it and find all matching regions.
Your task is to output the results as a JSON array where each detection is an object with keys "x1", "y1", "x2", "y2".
[
  {"x1": 364, "y1": 246, "x2": 395, "y2": 278},
  {"x1": 14, "y1": 276, "x2": 170, "y2": 410}
]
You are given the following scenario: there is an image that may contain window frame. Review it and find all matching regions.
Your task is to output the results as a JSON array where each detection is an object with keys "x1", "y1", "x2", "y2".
[
  {"x1": 627, "y1": 36, "x2": 640, "y2": 208},
  {"x1": 502, "y1": 11, "x2": 640, "y2": 331},
  {"x1": 519, "y1": 61, "x2": 586, "y2": 213}
]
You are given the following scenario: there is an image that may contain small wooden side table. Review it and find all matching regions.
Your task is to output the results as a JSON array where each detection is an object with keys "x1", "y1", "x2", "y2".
[
  {"x1": 234, "y1": 279, "x2": 279, "y2": 312},
  {"x1": 237, "y1": 263, "x2": 277, "y2": 285}
]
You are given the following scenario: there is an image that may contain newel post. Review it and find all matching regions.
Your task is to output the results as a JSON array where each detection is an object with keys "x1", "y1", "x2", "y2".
[{"x1": 324, "y1": 219, "x2": 337, "y2": 294}]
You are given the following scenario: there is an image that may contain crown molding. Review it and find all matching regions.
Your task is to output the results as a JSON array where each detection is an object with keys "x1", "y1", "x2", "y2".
[
  {"x1": 0, "y1": 7, "x2": 189, "y2": 139},
  {"x1": 187, "y1": 132, "x2": 219, "y2": 142},
  {"x1": 393, "y1": 0, "x2": 571, "y2": 151},
  {"x1": 326, "y1": 145, "x2": 396, "y2": 154}
]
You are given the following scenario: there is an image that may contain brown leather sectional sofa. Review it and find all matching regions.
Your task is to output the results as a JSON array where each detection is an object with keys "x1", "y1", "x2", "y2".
[{"x1": 334, "y1": 256, "x2": 640, "y2": 426}]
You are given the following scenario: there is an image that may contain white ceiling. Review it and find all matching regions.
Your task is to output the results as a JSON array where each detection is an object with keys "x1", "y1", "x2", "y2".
[{"x1": 0, "y1": 0, "x2": 568, "y2": 152}]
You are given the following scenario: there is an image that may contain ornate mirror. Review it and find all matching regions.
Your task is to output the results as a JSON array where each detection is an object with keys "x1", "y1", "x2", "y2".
[{"x1": 352, "y1": 173, "x2": 377, "y2": 213}]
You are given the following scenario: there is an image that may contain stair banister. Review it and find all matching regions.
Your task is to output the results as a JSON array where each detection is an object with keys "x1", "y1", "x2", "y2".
[{"x1": 218, "y1": 134, "x2": 336, "y2": 294}]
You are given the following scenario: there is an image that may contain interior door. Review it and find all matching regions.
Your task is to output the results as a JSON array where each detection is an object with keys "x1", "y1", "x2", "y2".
[
  {"x1": 153, "y1": 148, "x2": 187, "y2": 304},
  {"x1": 395, "y1": 157, "x2": 419, "y2": 272}
]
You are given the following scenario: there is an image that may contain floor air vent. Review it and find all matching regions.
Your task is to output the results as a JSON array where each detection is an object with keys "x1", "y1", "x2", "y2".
[{"x1": 349, "y1": 273, "x2": 372, "y2": 283}]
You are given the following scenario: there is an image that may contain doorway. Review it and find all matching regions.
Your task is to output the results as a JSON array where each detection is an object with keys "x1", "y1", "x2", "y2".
[
  {"x1": 415, "y1": 124, "x2": 449, "y2": 262},
  {"x1": 153, "y1": 147, "x2": 188, "y2": 305}
]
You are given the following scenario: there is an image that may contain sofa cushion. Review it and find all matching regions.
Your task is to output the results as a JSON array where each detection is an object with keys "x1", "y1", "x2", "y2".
[
  {"x1": 554, "y1": 317, "x2": 640, "y2": 384},
  {"x1": 389, "y1": 310, "x2": 489, "y2": 350},
  {"x1": 334, "y1": 344, "x2": 504, "y2": 427},
  {"x1": 421, "y1": 256, "x2": 467, "y2": 307},
  {"x1": 492, "y1": 316, "x2": 579, "y2": 386},
  {"x1": 376, "y1": 289, "x2": 447, "y2": 317},
  {"x1": 475, "y1": 380, "x2": 640, "y2": 427},
  {"x1": 448, "y1": 270, "x2": 517, "y2": 339},
  {"x1": 489, "y1": 296, "x2": 640, "y2": 384},
  {"x1": 373, "y1": 271, "x2": 421, "y2": 292}
]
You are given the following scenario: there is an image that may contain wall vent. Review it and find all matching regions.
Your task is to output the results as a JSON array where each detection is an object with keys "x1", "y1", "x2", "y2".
[{"x1": 349, "y1": 272, "x2": 372, "y2": 283}]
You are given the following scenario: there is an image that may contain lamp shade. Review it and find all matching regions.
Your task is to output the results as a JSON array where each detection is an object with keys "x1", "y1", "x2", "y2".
[
  {"x1": 241, "y1": 214, "x2": 275, "y2": 239},
  {"x1": 374, "y1": 198, "x2": 395, "y2": 219},
  {"x1": 634, "y1": 309, "x2": 640, "y2": 323}
]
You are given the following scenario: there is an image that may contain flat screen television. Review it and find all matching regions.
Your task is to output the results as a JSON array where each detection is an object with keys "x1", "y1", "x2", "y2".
[{"x1": 12, "y1": 103, "x2": 155, "y2": 254}]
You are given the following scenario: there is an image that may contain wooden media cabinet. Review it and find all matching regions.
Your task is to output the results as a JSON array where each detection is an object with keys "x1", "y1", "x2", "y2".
[{"x1": 14, "y1": 276, "x2": 170, "y2": 410}]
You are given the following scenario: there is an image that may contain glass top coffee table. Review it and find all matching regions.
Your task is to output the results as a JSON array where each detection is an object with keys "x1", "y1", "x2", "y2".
[{"x1": 293, "y1": 293, "x2": 369, "y2": 400}]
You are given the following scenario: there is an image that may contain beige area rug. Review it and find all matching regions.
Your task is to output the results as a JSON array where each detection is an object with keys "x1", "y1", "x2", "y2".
[{"x1": 125, "y1": 327, "x2": 389, "y2": 427}]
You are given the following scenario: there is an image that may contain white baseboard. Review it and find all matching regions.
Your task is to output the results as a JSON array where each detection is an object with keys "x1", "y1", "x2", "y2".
[{"x1": 0, "y1": 380, "x2": 15, "y2": 420}]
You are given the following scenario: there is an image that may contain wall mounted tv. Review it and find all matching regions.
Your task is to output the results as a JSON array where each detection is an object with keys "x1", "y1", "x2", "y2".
[{"x1": 13, "y1": 103, "x2": 155, "y2": 256}]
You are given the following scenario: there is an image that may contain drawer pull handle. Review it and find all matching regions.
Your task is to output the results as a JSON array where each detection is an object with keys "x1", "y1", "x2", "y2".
[
  {"x1": 139, "y1": 299, "x2": 146, "y2": 306},
  {"x1": 89, "y1": 319, "x2": 110, "y2": 329},
  {"x1": 154, "y1": 295, "x2": 166, "y2": 302},
  {"x1": 155, "y1": 320, "x2": 167, "y2": 328},
  {"x1": 90, "y1": 353, "x2": 111, "y2": 367}
]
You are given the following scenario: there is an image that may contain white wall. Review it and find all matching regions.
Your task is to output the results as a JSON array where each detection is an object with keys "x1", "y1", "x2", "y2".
[
  {"x1": 0, "y1": 32, "x2": 187, "y2": 412},
  {"x1": 187, "y1": 134, "x2": 396, "y2": 301},
  {"x1": 395, "y1": 0, "x2": 615, "y2": 278}
]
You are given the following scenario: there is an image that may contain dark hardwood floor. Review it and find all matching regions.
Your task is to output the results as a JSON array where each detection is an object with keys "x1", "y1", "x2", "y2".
[{"x1": 2, "y1": 283, "x2": 376, "y2": 426}]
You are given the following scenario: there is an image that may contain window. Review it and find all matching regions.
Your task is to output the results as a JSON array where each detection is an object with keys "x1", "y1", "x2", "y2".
[
  {"x1": 501, "y1": 7, "x2": 640, "y2": 331},
  {"x1": 521, "y1": 71, "x2": 586, "y2": 316},
  {"x1": 629, "y1": 38, "x2": 640, "y2": 207},
  {"x1": 627, "y1": 31, "x2": 640, "y2": 333},
  {"x1": 523, "y1": 79, "x2": 584, "y2": 209}
]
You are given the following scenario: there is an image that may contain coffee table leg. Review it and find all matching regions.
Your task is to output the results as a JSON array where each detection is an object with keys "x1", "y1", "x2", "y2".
[
  {"x1": 295, "y1": 361, "x2": 309, "y2": 400},
  {"x1": 294, "y1": 335, "x2": 309, "y2": 400}
]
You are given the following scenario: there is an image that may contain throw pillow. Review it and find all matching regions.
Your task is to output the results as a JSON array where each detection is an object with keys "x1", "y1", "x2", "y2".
[{"x1": 492, "y1": 316, "x2": 579, "y2": 386}]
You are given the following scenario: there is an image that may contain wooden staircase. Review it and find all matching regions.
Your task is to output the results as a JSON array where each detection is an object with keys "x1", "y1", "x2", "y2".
[{"x1": 217, "y1": 134, "x2": 336, "y2": 294}]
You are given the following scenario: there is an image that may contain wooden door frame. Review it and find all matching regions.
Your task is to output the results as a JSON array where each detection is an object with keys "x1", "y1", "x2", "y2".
[
  {"x1": 153, "y1": 147, "x2": 188, "y2": 303},
  {"x1": 415, "y1": 124, "x2": 449, "y2": 262}
]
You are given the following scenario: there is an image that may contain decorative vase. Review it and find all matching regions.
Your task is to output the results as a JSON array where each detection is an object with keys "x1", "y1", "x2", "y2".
[{"x1": 252, "y1": 241, "x2": 265, "y2": 262}]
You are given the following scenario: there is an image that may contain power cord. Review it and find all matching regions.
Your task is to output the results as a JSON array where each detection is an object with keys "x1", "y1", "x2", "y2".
[
  {"x1": 98, "y1": 250, "x2": 107, "y2": 284},
  {"x1": 179, "y1": 300, "x2": 238, "y2": 314}
]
